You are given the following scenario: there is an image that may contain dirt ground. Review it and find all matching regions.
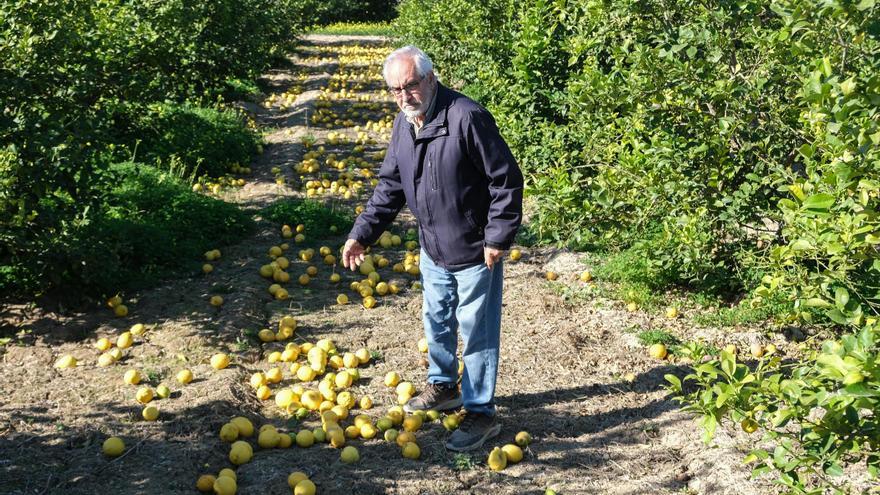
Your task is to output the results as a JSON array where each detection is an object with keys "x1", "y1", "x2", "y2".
[{"x1": 0, "y1": 35, "x2": 779, "y2": 495}]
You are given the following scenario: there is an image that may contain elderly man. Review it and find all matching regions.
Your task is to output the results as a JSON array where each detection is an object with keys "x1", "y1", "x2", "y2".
[{"x1": 342, "y1": 45, "x2": 523, "y2": 452}]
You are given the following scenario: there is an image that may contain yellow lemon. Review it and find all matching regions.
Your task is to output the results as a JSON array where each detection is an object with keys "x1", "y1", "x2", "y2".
[
  {"x1": 156, "y1": 384, "x2": 170, "y2": 398},
  {"x1": 116, "y1": 332, "x2": 133, "y2": 349},
  {"x1": 209, "y1": 295, "x2": 224, "y2": 307},
  {"x1": 135, "y1": 387, "x2": 154, "y2": 404},
  {"x1": 384, "y1": 428, "x2": 399, "y2": 443},
  {"x1": 515, "y1": 431, "x2": 532, "y2": 446},
  {"x1": 648, "y1": 343, "x2": 667, "y2": 360},
  {"x1": 94, "y1": 337, "x2": 112, "y2": 351},
  {"x1": 250, "y1": 372, "x2": 267, "y2": 389},
  {"x1": 102, "y1": 437, "x2": 125, "y2": 457},
  {"x1": 258, "y1": 428, "x2": 281, "y2": 448},
  {"x1": 266, "y1": 367, "x2": 283, "y2": 383},
  {"x1": 258, "y1": 329, "x2": 275, "y2": 342},
  {"x1": 230, "y1": 417, "x2": 254, "y2": 437},
  {"x1": 341, "y1": 445, "x2": 360, "y2": 463},
  {"x1": 502, "y1": 444, "x2": 523, "y2": 463},
  {"x1": 220, "y1": 423, "x2": 240, "y2": 442},
  {"x1": 213, "y1": 475, "x2": 236, "y2": 495},
  {"x1": 210, "y1": 353, "x2": 230, "y2": 370},
  {"x1": 54, "y1": 355, "x2": 77, "y2": 369},
  {"x1": 294, "y1": 480, "x2": 316, "y2": 495},
  {"x1": 228, "y1": 440, "x2": 253, "y2": 465},
  {"x1": 288, "y1": 472, "x2": 309, "y2": 489},
  {"x1": 509, "y1": 249, "x2": 522, "y2": 261},
  {"x1": 359, "y1": 396, "x2": 373, "y2": 409},
  {"x1": 142, "y1": 405, "x2": 159, "y2": 421},
  {"x1": 384, "y1": 371, "x2": 401, "y2": 387},
  {"x1": 336, "y1": 293, "x2": 349, "y2": 305},
  {"x1": 113, "y1": 304, "x2": 129, "y2": 317},
  {"x1": 218, "y1": 468, "x2": 236, "y2": 481},
  {"x1": 395, "y1": 382, "x2": 416, "y2": 397},
  {"x1": 196, "y1": 474, "x2": 215, "y2": 492},
  {"x1": 487, "y1": 446, "x2": 507, "y2": 471},
  {"x1": 256, "y1": 385, "x2": 271, "y2": 401},
  {"x1": 401, "y1": 441, "x2": 420, "y2": 459},
  {"x1": 129, "y1": 323, "x2": 147, "y2": 336},
  {"x1": 123, "y1": 369, "x2": 141, "y2": 385},
  {"x1": 176, "y1": 369, "x2": 193, "y2": 384}
]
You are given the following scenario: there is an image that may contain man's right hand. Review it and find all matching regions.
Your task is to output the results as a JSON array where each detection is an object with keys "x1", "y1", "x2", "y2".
[{"x1": 342, "y1": 238, "x2": 366, "y2": 271}]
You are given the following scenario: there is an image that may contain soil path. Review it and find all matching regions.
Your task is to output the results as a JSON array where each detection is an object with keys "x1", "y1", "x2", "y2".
[{"x1": 0, "y1": 35, "x2": 773, "y2": 495}]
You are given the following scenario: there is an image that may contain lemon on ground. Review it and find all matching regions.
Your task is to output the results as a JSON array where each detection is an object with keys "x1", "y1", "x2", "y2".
[
  {"x1": 288, "y1": 472, "x2": 309, "y2": 489},
  {"x1": 54, "y1": 355, "x2": 77, "y2": 369},
  {"x1": 360, "y1": 423, "x2": 378, "y2": 439},
  {"x1": 515, "y1": 431, "x2": 532, "y2": 447},
  {"x1": 443, "y1": 414, "x2": 461, "y2": 431},
  {"x1": 579, "y1": 270, "x2": 592, "y2": 282},
  {"x1": 107, "y1": 295, "x2": 123, "y2": 308},
  {"x1": 545, "y1": 271, "x2": 558, "y2": 281},
  {"x1": 383, "y1": 428, "x2": 399, "y2": 443},
  {"x1": 294, "y1": 479, "x2": 316, "y2": 495},
  {"x1": 626, "y1": 302, "x2": 638, "y2": 312},
  {"x1": 209, "y1": 295, "x2": 224, "y2": 307},
  {"x1": 218, "y1": 468, "x2": 236, "y2": 481},
  {"x1": 328, "y1": 428, "x2": 345, "y2": 448},
  {"x1": 313, "y1": 428, "x2": 327, "y2": 443},
  {"x1": 741, "y1": 418, "x2": 759, "y2": 434},
  {"x1": 129, "y1": 323, "x2": 147, "y2": 336},
  {"x1": 113, "y1": 304, "x2": 129, "y2": 317},
  {"x1": 402, "y1": 415, "x2": 423, "y2": 432},
  {"x1": 97, "y1": 353, "x2": 115, "y2": 367},
  {"x1": 123, "y1": 369, "x2": 141, "y2": 385},
  {"x1": 258, "y1": 428, "x2": 281, "y2": 448},
  {"x1": 362, "y1": 296, "x2": 376, "y2": 309},
  {"x1": 213, "y1": 475, "x2": 236, "y2": 495},
  {"x1": 502, "y1": 444, "x2": 523, "y2": 463},
  {"x1": 258, "y1": 329, "x2": 275, "y2": 342},
  {"x1": 509, "y1": 249, "x2": 522, "y2": 261},
  {"x1": 665, "y1": 306, "x2": 679, "y2": 319},
  {"x1": 276, "y1": 389, "x2": 296, "y2": 409},
  {"x1": 196, "y1": 474, "x2": 215, "y2": 492},
  {"x1": 142, "y1": 405, "x2": 159, "y2": 421},
  {"x1": 156, "y1": 384, "x2": 171, "y2": 398},
  {"x1": 176, "y1": 369, "x2": 193, "y2": 384},
  {"x1": 220, "y1": 423, "x2": 240, "y2": 442},
  {"x1": 648, "y1": 343, "x2": 668, "y2": 360},
  {"x1": 117, "y1": 332, "x2": 133, "y2": 349},
  {"x1": 266, "y1": 367, "x2": 283, "y2": 383},
  {"x1": 211, "y1": 353, "x2": 230, "y2": 370},
  {"x1": 135, "y1": 387, "x2": 154, "y2": 404},
  {"x1": 228, "y1": 440, "x2": 253, "y2": 465},
  {"x1": 395, "y1": 431, "x2": 416, "y2": 448},
  {"x1": 359, "y1": 396, "x2": 373, "y2": 409},
  {"x1": 202, "y1": 263, "x2": 213, "y2": 274},
  {"x1": 401, "y1": 441, "x2": 420, "y2": 459},
  {"x1": 396, "y1": 382, "x2": 416, "y2": 397},
  {"x1": 250, "y1": 372, "x2": 267, "y2": 389},
  {"x1": 95, "y1": 337, "x2": 112, "y2": 351},
  {"x1": 102, "y1": 437, "x2": 125, "y2": 457},
  {"x1": 488, "y1": 446, "x2": 507, "y2": 471},
  {"x1": 341, "y1": 445, "x2": 360, "y2": 463},
  {"x1": 256, "y1": 385, "x2": 271, "y2": 401},
  {"x1": 336, "y1": 294, "x2": 349, "y2": 305},
  {"x1": 384, "y1": 371, "x2": 401, "y2": 387},
  {"x1": 230, "y1": 417, "x2": 254, "y2": 437}
]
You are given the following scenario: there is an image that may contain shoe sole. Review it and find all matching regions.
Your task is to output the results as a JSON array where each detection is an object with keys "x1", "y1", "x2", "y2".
[
  {"x1": 444, "y1": 423, "x2": 501, "y2": 452},
  {"x1": 403, "y1": 396, "x2": 463, "y2": 414}
]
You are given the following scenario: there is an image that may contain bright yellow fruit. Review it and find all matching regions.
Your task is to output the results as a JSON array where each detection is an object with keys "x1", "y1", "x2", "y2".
[
  {"x1": 142, "y1": 405, "x2": 159, "y2": 421},
  {"x1": 135, "y1": 387, "x2": 154, "y2": 404},
  {"x1": 665, "y1": 306, "x2": 679, "y2": 319},
  {"x1": 294, "y1": 479, "x2": 316, "y2": 495},
  {"x1": 156, "y1": 384, "x2": 170, "y2": 398},
  {"x1": 515, "y1": 431, "x2": 532, "y2": 447},
  {"x1": 401, "y1": 441, "x2": 420, "y2": 459},
  {"x1": 384, "y1": 371, "x2": 401, "y2": 387},
  {"x1": 230, "y1": 417, "x2": 254, "y2": 437},
  {"x1": 509, "y1": 249, "x2": 522, "y2": 261},
  {"x1": 116, "y1": 332, "x2": 133, "y2": 349},
  {"x1": 341, "y1": 445, "x2": 360, "y2": 463},
  {"x1": 176, "y1": 369, "x2": 193, "y2": 384},
  {"x1": 287, "y1": 472, "x2": 309, "y2": 489},
  {"x1": 228, "y1": 440, "x2": 253, "y2": 465},
  {"x1": 196, "y1": 474, "x2": 215, "y2": 492},
  {"x1": 502, "y1": 444, "x2": 523, "y2": 463},
  {"x1": 213, "y1": 475, "x2": 236, "y2": 495},
  {"x1": 488, "y1": 446, "x2": 507, "y2": 471},
  {"x1": 95, "y1": 337, "x2": 112, "y2": 351},
  {"x1": 211, "y1": 353, "x2": 230, "y2": 370},
  {"x1": 648, "y1": 343, "x2": 668, "y2": 360},
  {"x1": 129, "y1": 323, "x2": 147, "y2": 336},
  {"x1": 123, "y1": 369, "x2": 141, "y2": 385},
  {"x1": 102, "y1": 437, "x2": 125, "y2": 457},
  {"x1": 54, "y1": 355, "x2": 77, "y2": 369},
  {"x1": 545, "y1": 271, "x2": 558, "y2": 281}
]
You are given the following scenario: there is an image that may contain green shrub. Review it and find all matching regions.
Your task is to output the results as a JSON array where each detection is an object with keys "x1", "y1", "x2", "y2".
[
  {"x1": 1, "y1": 163, "x2": 253, "y2": 299},
  {"x1": 261, "y1": 198, "x2": 354, "y2": 239},
  {"x1": 128, "y1": 102, "x2": 261, "y2": 178}
]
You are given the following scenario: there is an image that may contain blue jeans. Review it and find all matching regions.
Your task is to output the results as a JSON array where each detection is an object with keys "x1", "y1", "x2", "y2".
[{"x1": 419, "y1": 249, "x2": 503, "y2": 416}]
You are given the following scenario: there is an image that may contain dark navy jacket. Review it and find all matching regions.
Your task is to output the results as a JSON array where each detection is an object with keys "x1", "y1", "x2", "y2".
[{"x1": 349, "y1": 83, "x2": 523, "y2": 270}]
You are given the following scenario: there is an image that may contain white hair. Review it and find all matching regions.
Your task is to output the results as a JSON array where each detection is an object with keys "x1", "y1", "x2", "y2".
[{"x1": 383, "y1": 45, "x2": 434, "y2": 83}]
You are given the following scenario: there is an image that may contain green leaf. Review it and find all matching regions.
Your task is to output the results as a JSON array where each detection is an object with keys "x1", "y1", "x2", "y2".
[
  {"x1": 805, "y1": 297, "x2": 832, "y2": 308},
  {"x1": 791, "y1": 238, "x2": 814, "y2": 251},
  {"x1": 855, "y1": 0, "x2": 875, "y2": 11},
  {"x1": 721, "y1": 351, "x2": 736, "y2": 377},
  {"x1": 664, "y1": 374, "x2": 682, "y2": 391},
  {"x1": 834, "y1": 287, "x2": 850, "y2": 310},
  {"x1": 803, "y1": 193, "x2": 835, "y2": 211}
]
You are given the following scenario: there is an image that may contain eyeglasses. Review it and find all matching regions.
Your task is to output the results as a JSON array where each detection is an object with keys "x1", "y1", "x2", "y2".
[{"x1": 388, "y1": 78, "x2": 423, "y2": 97}]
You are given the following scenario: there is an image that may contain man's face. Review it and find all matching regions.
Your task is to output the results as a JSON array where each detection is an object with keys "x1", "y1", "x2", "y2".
[{"x1": 385, "y1": 57, "x2": 434, "y2": 119}]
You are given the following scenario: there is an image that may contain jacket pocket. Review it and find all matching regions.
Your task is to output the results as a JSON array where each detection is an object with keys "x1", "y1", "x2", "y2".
[
  {"x1": 464, "y1": 210, "x2": 480, "y2": 231},
  {"x1": 427, "y1": 159, "x2": 438, "y2": 191}
]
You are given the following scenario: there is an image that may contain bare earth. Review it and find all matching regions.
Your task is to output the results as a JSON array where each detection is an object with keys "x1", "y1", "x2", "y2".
[{"x1": 0, "y1": 35, "x2": 778, "y2": 495}]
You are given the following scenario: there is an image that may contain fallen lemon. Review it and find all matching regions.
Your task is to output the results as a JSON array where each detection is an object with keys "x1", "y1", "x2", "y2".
[{"x1": 102, "y1": 436, "x2": 125, "y2": 457}]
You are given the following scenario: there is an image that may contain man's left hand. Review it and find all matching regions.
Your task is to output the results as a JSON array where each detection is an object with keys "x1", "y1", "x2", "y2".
[{"x1": 484, "y1": 246, "x2": 505, "y2": 270}]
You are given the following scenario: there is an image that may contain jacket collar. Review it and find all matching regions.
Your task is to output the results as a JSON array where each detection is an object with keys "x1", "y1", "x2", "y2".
[{"x1": 412, "y1": 83, "x2": 451, "y2": 141}]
